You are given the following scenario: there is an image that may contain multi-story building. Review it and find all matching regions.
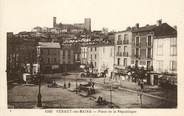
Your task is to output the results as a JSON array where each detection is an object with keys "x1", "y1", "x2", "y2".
[
  {"x1": 7, "y1": 32, "x2": 37, "y2": 80},
  {"x1": 114, "y1": 29, "x2": 132, "y2": 73},
  {"x1": 60, "y1": 45, "x2": 75, "y2": 72},
  {"x1": 131, "y1": 23, "x2": 155, "y2": 69},
  {"x1": 80, "y1": 46, "x2": 88, "y2": 65},
  {"x1": 153, "y1": 24, "x2": 177, "y2": 74},
  {"x1": 131, "y1": 20, "x2": 177, "y2": 72},
  {"x1": 86, "y1": 44, "x2": 114, "y2": 76},
  {"x1": 37, "y1": 42, "x2": 60, "y2": 73}
]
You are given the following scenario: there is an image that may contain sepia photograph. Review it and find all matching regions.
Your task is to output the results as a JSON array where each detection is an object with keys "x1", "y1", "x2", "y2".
[{"x1": 1, "y1": 0, "x2": 184, "y2": 114}]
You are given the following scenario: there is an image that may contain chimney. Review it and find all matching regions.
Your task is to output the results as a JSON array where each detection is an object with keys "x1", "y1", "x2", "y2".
[
  {"x1": 135, "y1": 23, "x2": 139, "y2": 28},
  {"x1": 146, "y1": 24, "x2": 149, "y2": 26},
  {"x1": 173, "y1": 25, "x2": 177, "y2": 30},
  {"x1": 126, "y1": 26, "x2": 131, "y2": 31},
  {"x1": 157, "y1": 19, "x2": 162, "y2": 26}
]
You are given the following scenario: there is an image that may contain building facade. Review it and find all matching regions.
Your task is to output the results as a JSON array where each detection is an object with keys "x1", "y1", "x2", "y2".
[
  {"x1": 7, "y1": 32, "x2": 37, "y2": 80},
  {"x1": 114, "y1": 30, "x2": 132, "y2": 73},
  {"x1": 131, "y1": 23, "x2": 155, "y2": 69},
  {"x1": 86, "y1": 44, "x2": 114, "y2": 76},
  {"x1": 37, "y1": 42, "x2": 60, "y2": 73},
  {"x1": 60, "y1": 46, "x2": 75, "y2": 72},
  {"x1": 80, "y1": 46, "x2": 88, "y2": 65},
  {"x1": 153, "y1": 25, "x2": 177, "y2": 74}
]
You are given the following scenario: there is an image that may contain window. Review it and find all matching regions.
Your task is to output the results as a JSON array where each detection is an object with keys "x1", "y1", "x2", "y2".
[
  {"x1": 135, "y1": 60, "x2": 138, "y2": 66},
  {"x1": 124, "y1": 34, "x2": 129, "y2": 44},
  {"x1": 140, "y1": 60, "x2": 146, "y2": 65},
  {"x1": 170, "y1": 38, "x2": 177, "y2": 46},
  {"x1": 147, "y1": 48, "x2": 152, "y2": 58},
  {"x1": 140, "y1": 49, "x2": 146, "y2": 58},
  {"x1": 157, "y1": 40, "x2": 163, "y2": 56},
  {"x1": 118, "y1": 46, "x2": 121, "y2": 53},
  {"x1": 48, "y1": 58, "x2": 50, "y2": 64},
  {"x1": 95, "y1": 54, "x2": 96, "y2": 59},
  {"x1": 170, "y1": 46, "x2": 177, "y2": 56},
  {"x1": 95, "y1": 47, "x2": 97, "y2": 51},
  {"x1": 135, "y1": 48, "x2": 139, "y2": 57},
  {"x1": 117, "y1": 58, "x2": 120, "y2": 65},
  {"x1": 158, "y1": 60, "x2": 163, "y2": 72},
  {"x1": 91, "y1": 54, "x2": 92, "y2": 60},
  {"x1": 147, "y1": 61, "x2": 151, "y2": 69},
  {"x1": 147, "y1": 35, "x2": 152, "y2": 46},
  {"x1": 170, "y1": 61, "x2": 177, "y2": 71},
  {"x1": 124, "y1": 34, "x2": 128, "y2": 41},
  {"x1": 95, "y1": 62, "x2": 96, "y2": 67},
  {"x1": 91, "y1": 47, "x2": 93, "y2": 51},
  {"x1": 118, "y1": 35, "x2": 121, "y2": 41},
  {"x1": 123, "y1": 58, "x2": 127, "y2": 66},
  {"x1": 135, "y1": 37, "x2": 139, "y2": 46},
  {"x1": 124, "y1": 46, "x2": 127, "y2": 52}
]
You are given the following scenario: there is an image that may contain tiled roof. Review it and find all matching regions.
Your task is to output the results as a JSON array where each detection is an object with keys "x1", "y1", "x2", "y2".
[
  {"x1": 132, "y1": 25, "x2": 157, "y2": 32},
  {"x1": 132, "y1": 23, "x2": 177, "y2": 37},
  {"x1": 153, "y1": 23, "x2": 177, "y2": 37},
  {"x1": 38, "y1": 42, "x2": 60, "y2": 48}
]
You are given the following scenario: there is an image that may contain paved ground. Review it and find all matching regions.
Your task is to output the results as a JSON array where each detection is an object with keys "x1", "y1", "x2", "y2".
[{"x1": 8, "y1": 72, "x2": 177, "y2": 108}]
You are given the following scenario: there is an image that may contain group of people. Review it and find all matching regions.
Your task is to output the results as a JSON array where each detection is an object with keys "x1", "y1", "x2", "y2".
[
  {"x1": 64, "y1": 81, "x2": 71, "y2": 88},
  {"x1": 96, "y1": 96, "x2": 107, "y2": 105}
]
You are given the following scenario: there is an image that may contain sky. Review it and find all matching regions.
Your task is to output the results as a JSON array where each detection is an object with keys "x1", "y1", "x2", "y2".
[{"x1": 1, "y1": 0, "x2": 184, "y2": 33}]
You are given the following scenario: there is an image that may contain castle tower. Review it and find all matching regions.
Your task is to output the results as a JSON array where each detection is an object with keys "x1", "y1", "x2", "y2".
[
  {"x1": 84, "y1": 18, "x2": 91, "y2": 32},
  {"x1": 53, "y1": 17, "x2": 57, "y2": 27}
]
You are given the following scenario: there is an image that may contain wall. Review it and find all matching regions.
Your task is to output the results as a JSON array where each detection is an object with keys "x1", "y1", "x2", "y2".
[
  {"x1": 153, "y1": 37, "x2": 177, "y2": 74},
  {"x1": 132, "y1": 31, "x2": 154, "y2": 68},
  {"x1": 114, "y1": 31, "x2": 132, "y2": 69}
]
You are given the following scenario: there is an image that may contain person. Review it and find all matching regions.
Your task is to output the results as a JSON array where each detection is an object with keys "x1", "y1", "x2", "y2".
[
  {"x1": 52, "y1": 80, "x2": 56, "y2": 86},
  {"x1": 97, "y1": 96, "x2": 103, "y2": 104},
  {"x1": 92, "y1": 82, "x2": 95, "y2": 88},
  {"x1": 140, "y1": 80, "x2": 144, "y2": 90},
  {"x1": 68, "y1": 82, "x2": 71, "y2": 88},
  {"x1": 64, "y1": 82, "x2": 66, "y2": 88},
  {"x1": 127, "y1": 71, "x2": 131, "y2": 81}
]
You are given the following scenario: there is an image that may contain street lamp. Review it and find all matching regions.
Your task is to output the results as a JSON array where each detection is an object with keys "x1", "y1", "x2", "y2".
[
  {"x1": 63, "y1": 63, "x2": 66, "y2": 88},
  {"x1": 110, "y1": 84, "x2": 113, "y2": 108},
  {"x1": 75, "y1": 74, "x2": 78, "y2": 94},
  {"x1": 37, "y1": 52, "x2": 42, "y2": 107},
  {"x1": 90, "y1": 61, "x2": 94, "y2": 78}
]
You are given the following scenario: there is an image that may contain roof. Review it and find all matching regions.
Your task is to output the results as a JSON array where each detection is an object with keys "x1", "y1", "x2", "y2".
[
  {"x1": 132, "y1": 25, "x2": 157, "y2": 32},
  {"x1": 86, "y1": 43, "x2": 114, "y2": 47},
  {"x1": 153, "y1": 23, "x2": 177, "y2": 37},
  {"x1": 38, "y1": 42, "x2": 60, "y2": 48},
  {"x1": 132, "y1": 23, "x2": 177, "y2": 38}
]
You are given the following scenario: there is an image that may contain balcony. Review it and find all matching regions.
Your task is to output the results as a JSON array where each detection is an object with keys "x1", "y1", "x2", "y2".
[
  {"x1": 147, "y1": 43, "x2": 152, "y2": 47},
  {"x1": 117, "y1": 40, "x2": 122, "y2": 45},
  {"x1": 135, "y1": 54, "x2": 140, "y2": 58},
  {"x1": 123, "y1": 52, "x2": 128, "y2": 57},
  {"x1": 123, "y1": 40, "x2": 129, "y2": 44},
  {"x1": 147, "y1": 55, "x2": 152, "y2": 59},
  {"x1": 135, "y1": 43, "x2": 140, "y2": 47},
  {"x1": 116, "y1": 52, "x2": 122, "y2": 57}
]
